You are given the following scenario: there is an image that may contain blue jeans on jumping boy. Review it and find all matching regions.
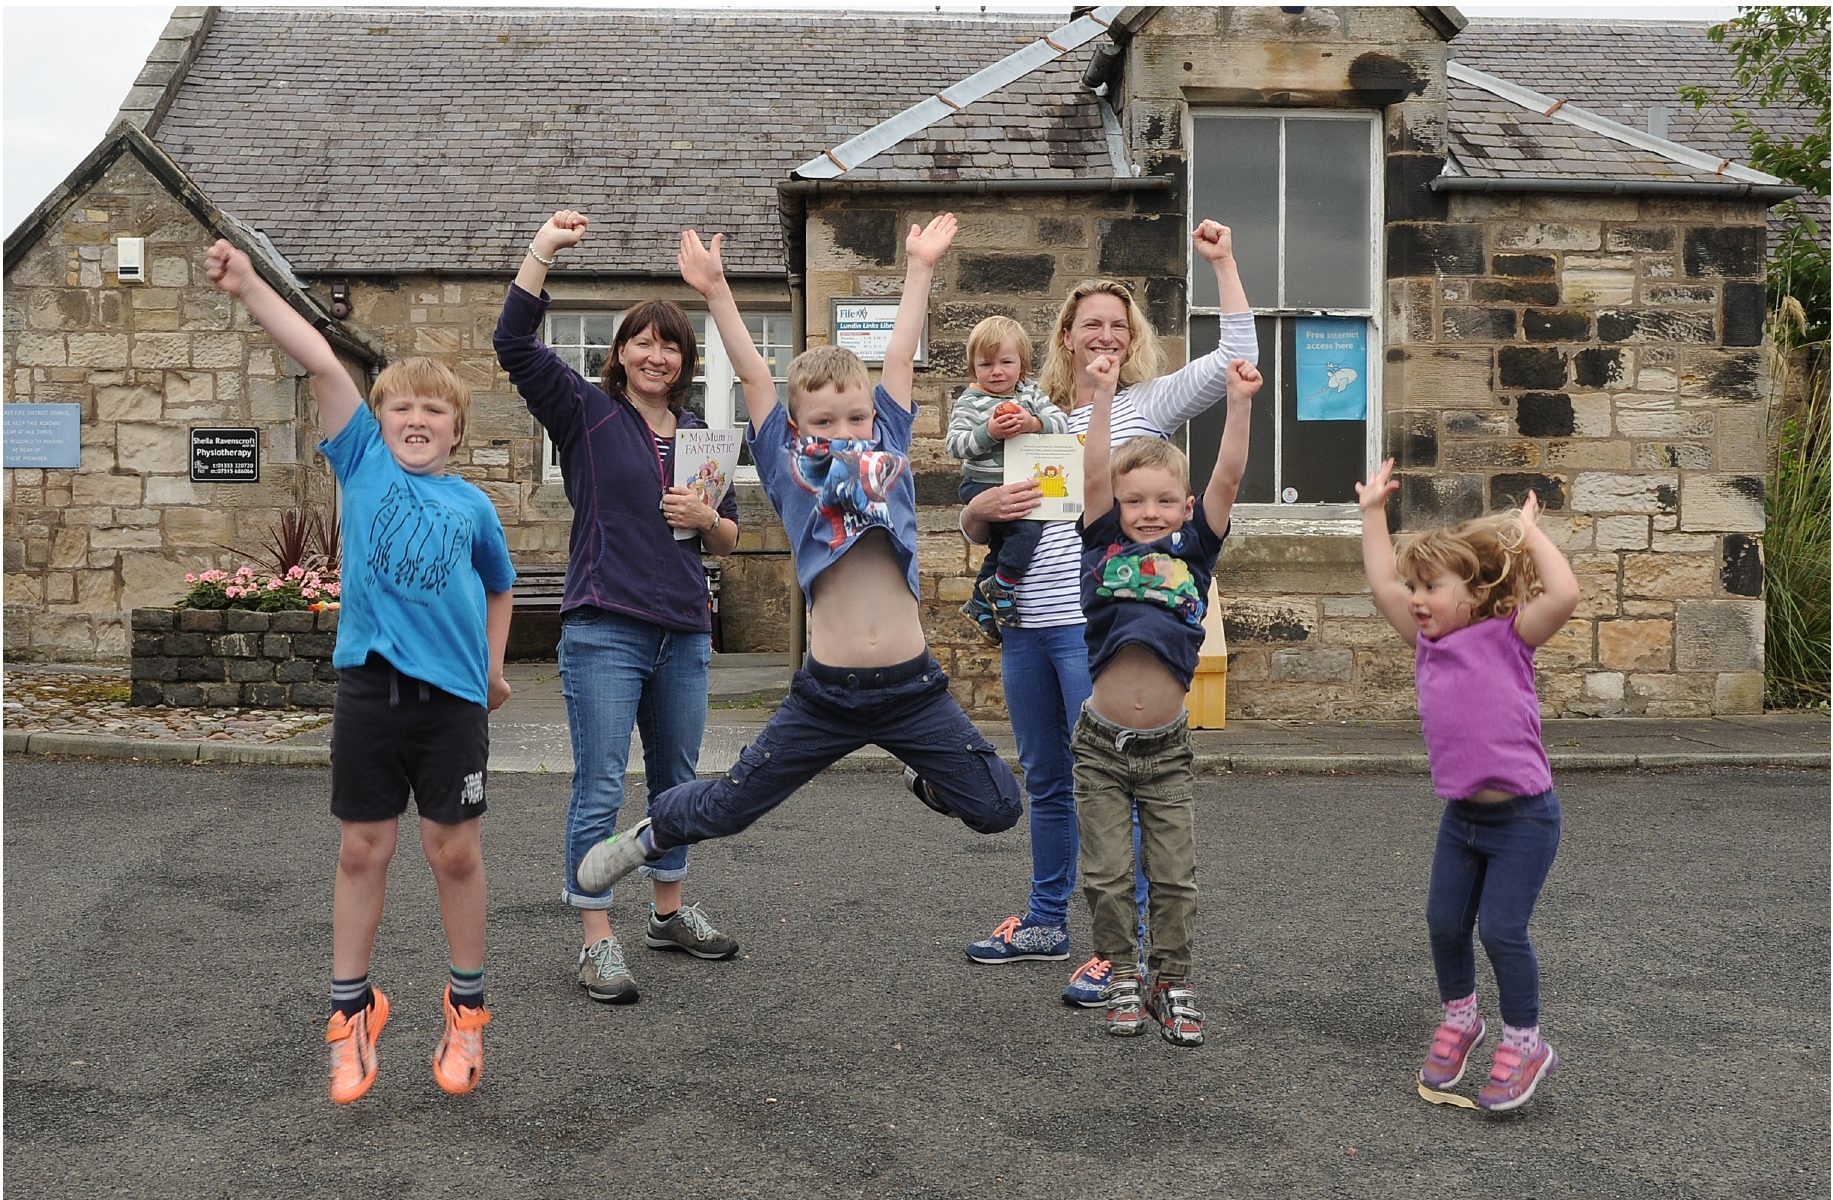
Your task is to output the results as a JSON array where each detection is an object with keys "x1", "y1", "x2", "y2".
[
  {"x1": 1426, "y1": 788, "x2": 1562, "y2": 1029},
  {"x1": 558, "y1": 607, "x2": 709, "y2": 909},
  {"x1": 999, "y1": 623, "x2": 1148, "y2": 932},
  {"x1": 647, "y1": 652, "x2": 1021, "y2": 849}
]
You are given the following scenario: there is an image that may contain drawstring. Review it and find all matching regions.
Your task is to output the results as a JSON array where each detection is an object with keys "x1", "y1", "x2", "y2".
[{"x1": 385, "y1": 665, "x2": 430, "y2": 709}]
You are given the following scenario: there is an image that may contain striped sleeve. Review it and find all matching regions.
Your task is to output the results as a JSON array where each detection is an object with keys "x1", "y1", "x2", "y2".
[{"x1": 1127, "y1": 311, "x2": 1259, "y2": 433}]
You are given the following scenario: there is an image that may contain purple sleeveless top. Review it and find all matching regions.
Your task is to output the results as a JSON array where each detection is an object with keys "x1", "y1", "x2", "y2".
[{"x1": 1414, "y1": 614, "x2": 1553, "y2": 801}]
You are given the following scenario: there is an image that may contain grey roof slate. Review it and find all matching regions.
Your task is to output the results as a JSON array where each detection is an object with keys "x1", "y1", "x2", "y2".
[
  {"x1": 145, "y1": 8, "x2": 1815, "y2": 277},
  {"x1": 151, "y1": 7, "x2": 1099, "y2": 275}
]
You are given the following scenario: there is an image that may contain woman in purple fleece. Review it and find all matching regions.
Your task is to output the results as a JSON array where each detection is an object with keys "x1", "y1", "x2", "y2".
[{"x1": 494, "y1": 209, "x2": 741, "y2": 1007}]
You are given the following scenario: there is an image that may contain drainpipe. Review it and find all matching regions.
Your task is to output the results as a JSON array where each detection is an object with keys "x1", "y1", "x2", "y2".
[{"x1": 1431, "y1": 176, "x2": 1803, "y2": 202}]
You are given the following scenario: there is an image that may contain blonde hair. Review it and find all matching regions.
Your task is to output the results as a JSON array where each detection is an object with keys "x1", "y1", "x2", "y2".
[
  {"x1": 786, "y1": 344, "x2": 870, "y2": 416},
  {"x1": 369, "y1": 356, "x2": 471, "y2": 443},
  {"x1": 1038, "y1": 279, "x2": 1166, "y2": 410},
  {"x1": 1111, "y1": 435, "x2": 1189, "y2": 492},
  {"x1": 966, "y1": 315, "x2": 1033, "y2": 380},
  {"x1": 1394, "y1": 510, "x2": 1543, "y2": 622}
]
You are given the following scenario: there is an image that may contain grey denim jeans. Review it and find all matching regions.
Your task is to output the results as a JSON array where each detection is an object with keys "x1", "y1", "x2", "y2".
[{"x1": 1071, "y1": 703, "x2": 1198, "y2": 982}]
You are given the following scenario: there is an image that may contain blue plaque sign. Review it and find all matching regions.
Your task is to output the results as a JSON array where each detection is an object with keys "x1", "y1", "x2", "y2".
[{"x1": 3, "y1": 403, "x2": 82, "y2": 468}]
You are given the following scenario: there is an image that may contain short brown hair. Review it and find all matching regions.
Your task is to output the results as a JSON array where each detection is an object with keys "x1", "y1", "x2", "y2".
[
  {"x1": 966, "y1": 315, "x2": 1033, "y2": 380},
  {"x1": 603, "y1": 300, "x2": 699, "y2": 412},
  {"x1": 786, "y1": 344, "x2": 870, "y2": 416},
  {"x1": 1038, "y1": 279, "x2": 1166, "y2": 409},
  {"x1": 370, "y1": 356, "x2": 472, "y2": 443},
  {"x1": 1110, "y1": 435, "x2": 1189, "y2": 492},
  {"x1": 1395, "y1": 511, "x2": 1543, "y2": 623}
]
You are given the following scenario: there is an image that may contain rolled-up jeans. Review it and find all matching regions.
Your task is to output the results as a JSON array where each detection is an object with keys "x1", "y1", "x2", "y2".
[
  {"x1": 1073, "y1": 704, "x2": 1197, "y2": 982},
  {"x1": 558, "y1": 607, "x2": 708, "y2": 910}
]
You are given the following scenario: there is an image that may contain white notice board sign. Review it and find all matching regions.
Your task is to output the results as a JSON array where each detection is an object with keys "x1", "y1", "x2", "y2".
[{"x1": 832, "y1": 299, "x2": 927, "y2": 366}]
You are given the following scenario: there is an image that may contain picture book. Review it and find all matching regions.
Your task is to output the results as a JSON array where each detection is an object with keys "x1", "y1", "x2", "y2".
[
  {"x1": 673, "y1": 427, "x2": 743, "y2": 539},
  {"x1": 1003, "y1": 433, "x2": 1085, "y2": 522}
]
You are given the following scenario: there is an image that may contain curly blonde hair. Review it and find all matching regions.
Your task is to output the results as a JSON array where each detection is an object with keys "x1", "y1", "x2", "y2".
[
  {"x1": 1037, "y1": 280, "x2": 1165, "y2": 410},
  {"x1": 1394, "y1": 510, "x2": 1543, "y2": 623}
]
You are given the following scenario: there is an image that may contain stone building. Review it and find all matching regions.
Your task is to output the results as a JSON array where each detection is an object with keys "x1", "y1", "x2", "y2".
[{"x1": 4, "y1": 6, "x2": 1812, "y2": 718}]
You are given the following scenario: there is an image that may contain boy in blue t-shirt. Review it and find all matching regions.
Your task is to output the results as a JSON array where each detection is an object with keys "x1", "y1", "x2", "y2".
[
  {"x1": 206, "y1": 240, "x2": 515, "y2": 1104},
  {"x1": 1072, "y1": 349, "x2": 1261, "y2": 1048},
  {"x1": 576, "y1": 215, "x2": 1021, "y2": 896}
]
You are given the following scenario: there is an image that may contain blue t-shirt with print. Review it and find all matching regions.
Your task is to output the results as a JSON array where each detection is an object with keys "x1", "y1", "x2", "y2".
[
  {"x1": 1078, "y1": 496, "x2": 1227, "y2": 690},
  {"x1": 320, "y1": 404, "x2": 516, "y2": 706},
  {"x1": 747, "y1": 384, "x2": 921, "y2": 601}
]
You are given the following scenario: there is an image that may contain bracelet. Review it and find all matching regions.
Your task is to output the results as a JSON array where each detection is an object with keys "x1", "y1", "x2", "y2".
[{"x1": 527, "y1": 244, "x2": 557, "y2": 267}]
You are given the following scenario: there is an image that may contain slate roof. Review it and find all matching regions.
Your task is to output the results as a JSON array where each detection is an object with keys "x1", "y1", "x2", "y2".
[
  {"x1": 143, "y1": 8, "x2": 1813, "y2": 277},
  {"x1": 150, "y1": 7, "x2": 1103, "y2": 275}
]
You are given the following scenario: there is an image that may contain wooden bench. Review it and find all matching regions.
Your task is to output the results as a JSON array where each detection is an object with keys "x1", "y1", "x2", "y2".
[{"x1": 507, "y1": 564, "x2": 724, "y2": 659}]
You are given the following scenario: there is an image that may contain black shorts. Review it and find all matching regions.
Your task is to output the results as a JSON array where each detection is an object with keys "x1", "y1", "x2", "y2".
[{"x1": 330, "y1": 655, "x2": 490, "y2": 825}]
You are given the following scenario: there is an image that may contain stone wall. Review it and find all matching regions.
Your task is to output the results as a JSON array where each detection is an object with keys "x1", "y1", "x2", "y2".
[
  {"x1": 3, "y1": 151, "x2": 359, "y2": 662},
  {"x1": 130, "y1": 606, "x2": 339, "y2": 708}
]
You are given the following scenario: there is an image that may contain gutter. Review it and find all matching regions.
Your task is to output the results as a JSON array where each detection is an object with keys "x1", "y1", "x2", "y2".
[{"x1": 1432, "y1": 175, "x2": 1805, "y2": 202}]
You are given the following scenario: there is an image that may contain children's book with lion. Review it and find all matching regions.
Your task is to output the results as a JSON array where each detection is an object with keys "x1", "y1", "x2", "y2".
[{"x1": 1002, "y1": 433, "x2": 1084, "y2": 522}]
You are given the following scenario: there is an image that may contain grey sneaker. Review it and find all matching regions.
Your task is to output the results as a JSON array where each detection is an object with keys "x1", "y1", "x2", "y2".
[
  {"x1": 577, "y1": 936, "x2": 638, "y2": 1004},
  {"x1": 577, "y1": 818, "x2": 654, "y2": 895},
  {"x1": 644, "y1": 902, "x2": 739, "y2": 961}
]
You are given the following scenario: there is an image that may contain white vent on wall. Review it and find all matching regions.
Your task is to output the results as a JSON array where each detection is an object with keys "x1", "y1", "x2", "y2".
[{"x1": 116, "y1": 237, "x2": 145, "y2": 283}]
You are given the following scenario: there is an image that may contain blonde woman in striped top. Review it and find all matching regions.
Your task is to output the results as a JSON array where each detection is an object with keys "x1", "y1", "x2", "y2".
[{"x1": 958, "y1": 219, "x2": 1257, "y2": 1006}]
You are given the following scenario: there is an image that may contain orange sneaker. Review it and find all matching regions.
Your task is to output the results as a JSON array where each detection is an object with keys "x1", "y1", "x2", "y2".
[
  {"x1": 432, "y1": 986, "x2": 492, "y2": 1096},
  {"x1": 325, "y1": 987, "x2": 389, "y2": 1104}
]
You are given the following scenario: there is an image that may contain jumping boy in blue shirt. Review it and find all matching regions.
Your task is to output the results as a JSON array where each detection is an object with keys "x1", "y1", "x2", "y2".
[
  {"x1": 577, "y1": 214, "x2": 1021, "y2": 895},
  {"x1": 206, "y1": 240, "x2": 515, "y2": 1104}
]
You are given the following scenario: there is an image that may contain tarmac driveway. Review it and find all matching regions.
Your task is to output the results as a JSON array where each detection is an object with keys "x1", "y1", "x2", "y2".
[{"x1": 3, "y1": 759, "x2": 1827, "y2": 1198}]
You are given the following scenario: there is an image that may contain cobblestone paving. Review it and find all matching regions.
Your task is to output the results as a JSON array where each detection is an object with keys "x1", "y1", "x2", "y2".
[{"x1": 2, "y1": 669, "x2": 330, "y2": 743}]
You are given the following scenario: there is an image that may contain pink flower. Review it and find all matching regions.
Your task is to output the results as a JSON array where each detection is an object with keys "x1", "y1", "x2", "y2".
[
  {"x1": 226, "y1": 585, "x2": 243, "y2": 598},
  {"x1": 303, "y1": 587, "x2": 319, "y2": 599},
  {"x1": 186, "y1": 573, "x2": 198, "y2": 583},
  {"x1": 237, "y1": 566, "x2": 255, "y2": 577},
  {"x1": 287, "y1": 565, "x2": 305, "y2": 579},
  {"x1": 266, "y1": 578, "x2": 283, "y2": 590}
]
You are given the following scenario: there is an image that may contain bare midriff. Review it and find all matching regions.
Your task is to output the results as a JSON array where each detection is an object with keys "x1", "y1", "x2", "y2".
[
  {"x1": 806, "y1": 529, "x2": 926, "y2": 668},
  {"x1": 1087, "y1": 643, "x2": 1187, "y2": 731}
]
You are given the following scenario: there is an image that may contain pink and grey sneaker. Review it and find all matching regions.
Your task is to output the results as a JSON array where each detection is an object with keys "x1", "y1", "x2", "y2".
[
  {"x1": 1419, "y1": 1016, "x2": 1487, "y2": 1089},
  {"x1": 1145, "y1": 978, "x2": 1205, "y2": 1047},
  {"x1": 1104, "y1": 976, "x2": 1147, "y2": 1038},
  {"x1": 1476, "y1": 1038, "x2": 1557, "y2": 1112}
]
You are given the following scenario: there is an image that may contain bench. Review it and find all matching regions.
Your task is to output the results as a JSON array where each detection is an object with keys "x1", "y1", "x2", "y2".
[{"x1": 507, "y1": 563, "x2": 724, "y2": 660}]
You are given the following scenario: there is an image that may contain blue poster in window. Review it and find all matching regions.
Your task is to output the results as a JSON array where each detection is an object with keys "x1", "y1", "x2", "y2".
[{"x1": 1295, "y1": 318, "x2": 1367, "y2": 421}]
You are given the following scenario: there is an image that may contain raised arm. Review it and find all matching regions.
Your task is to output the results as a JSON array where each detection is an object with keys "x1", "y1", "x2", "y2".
[
  {"x1": 1355, "y1": 457, "x2": 1415, "y2": 644},
  {"x1": 679, "y1": 229, "x2": 778, "y2": 430},
  {"x1": 516, "y1": 209, "x2": 587, "y2": 296},
  {"x1": 206, "y1": 240, "x2": 361, "y2": 438},
  {"x1": 1510, "y1": 491, "x2": 1582, "y2": 647},
  {"x1": 1201, "y1": 358, "x2": 1261, "y2": 538},
  {"x1": 881, "y1": 212, "x2": 957, "y2": 408},
  {"x1": 1126, "y1": 218, "x2": 1257, "y2": 432},
  {"x1": 1195, "y1": 218, "x2": 1249, "y2": 315},
  {"x1": 1081, "y1": 353, "x2": 1120, "y2": 522}
]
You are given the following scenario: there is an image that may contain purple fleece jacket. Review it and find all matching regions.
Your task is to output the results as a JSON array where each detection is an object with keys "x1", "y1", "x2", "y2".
[{"x1": 493, "y1": 282, "x2": 736, "y2": 633}]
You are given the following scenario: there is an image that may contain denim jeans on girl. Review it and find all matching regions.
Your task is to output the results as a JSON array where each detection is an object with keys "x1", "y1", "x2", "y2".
[
  {"x1": 558, "y1": 607, "x2": 710, "y2": 909},
  {"x1": 1000, "y1": 624, "x2": 1147, "y2": 931},
  {"x1": 1425, "y1": 788, "x2": 1562, "y2": 1028},
  {"x1": 647, "y1": 652, "x2": 1021, "y2": 849}
]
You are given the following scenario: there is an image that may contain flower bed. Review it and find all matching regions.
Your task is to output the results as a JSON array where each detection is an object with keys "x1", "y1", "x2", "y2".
[{"x1": 131, "y1": 607, "x2": 340, "y2": 709}]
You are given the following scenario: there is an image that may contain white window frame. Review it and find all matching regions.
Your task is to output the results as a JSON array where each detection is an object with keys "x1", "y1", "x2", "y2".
[
  {"x1": 1187, "y1": 107, "x2": 1383, "y2": 522},
  {"x1": 538, "y1": 310, "x2": 790, "y2": 485}
]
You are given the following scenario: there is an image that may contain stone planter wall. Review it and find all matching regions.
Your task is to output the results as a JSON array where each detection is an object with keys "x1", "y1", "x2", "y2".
[{"x1": 130, "y1": 607, "x2": 338, "y2": 708}]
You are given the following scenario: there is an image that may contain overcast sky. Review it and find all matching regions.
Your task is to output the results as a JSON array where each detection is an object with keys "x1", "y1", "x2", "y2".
[{"x1": 3, "y1": 1, "x2": 1739, "y2": 237}]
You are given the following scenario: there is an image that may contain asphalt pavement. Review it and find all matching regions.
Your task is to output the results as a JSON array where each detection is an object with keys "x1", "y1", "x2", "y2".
[{"x1": 3, "y1": 757, "x2": 1827, "y2": 1198}]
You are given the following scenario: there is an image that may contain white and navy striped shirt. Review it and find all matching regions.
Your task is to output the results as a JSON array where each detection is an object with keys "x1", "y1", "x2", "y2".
[{"x1": 1014, "y1": 313, "x2": 1259, "y2": 629}]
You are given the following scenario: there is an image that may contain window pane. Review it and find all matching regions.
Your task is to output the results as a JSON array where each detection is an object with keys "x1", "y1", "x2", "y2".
[
  {"x1": 550, "y1": 314, "x2": 582, "y2": 343},
  {"x1": 1279, "y1": 319, "x2": 1364, "y2": 503},
  {"x1": 1284, "y1": 119, "x2": 1371, "y2": 309},
  {"x1": 1191, "y1": 115, "x2": 1279, "y2": 308},
  {"x1": 685, "y1": 381, "x2": 707, "y2": 421},
  {"x1": 584, "y1": 315, "x2": 615, "y2": 344},
  {"x1": 1185, "y1": 316, "x2": 1277, "y2": 505},
  {"x1": 583, "y1": 348, "x2": 607, "y2": 379}
]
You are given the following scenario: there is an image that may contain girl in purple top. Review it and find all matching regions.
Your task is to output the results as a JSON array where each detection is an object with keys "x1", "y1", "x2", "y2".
[{"x1": 1356, "y1": 458, "x2": 1581, "y2": 1113}]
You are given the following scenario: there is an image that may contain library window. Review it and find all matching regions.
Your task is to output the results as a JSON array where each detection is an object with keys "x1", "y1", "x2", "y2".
[{"x1": 1186, "y1": 110, "x2": 1380, "y2": 511}]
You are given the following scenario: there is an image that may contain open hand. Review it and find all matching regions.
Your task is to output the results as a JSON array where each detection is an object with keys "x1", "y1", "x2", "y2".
[
  {"x1": 678, "y1": 229, "x2": 727, "y2": 295},
  {"x1": 535, "y1": 210, "x2": 588, "y2": 257},
  {"x1": 906, "y1": 212, "x2": 958, "y2": 269},
  {"x1": 1354, "y1": 457, "x2": 1399, "y2": 512},
  {"x1": 1520, "y1": 489, "x2": 1541, "y2": 529},
  {"x1": 203, "y1": 239, "x2": 256, "y2": 298},
  {"x1": 1193, "y1": 219, "x2": 1234, "y2": 264}
]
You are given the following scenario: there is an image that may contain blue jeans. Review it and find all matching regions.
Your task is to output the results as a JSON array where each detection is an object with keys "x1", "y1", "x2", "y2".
[
  {"x1": 557, "y1": 608, "x2": 711, "y2": 909},
  {"x1": 649, "y1": 652, "x2": 1021, "y2": 848},
  {"x1": 1001, "y1": 624, "x2": 1148, "y2": 931},
  {"x1": 1426, "y1": 789, "x2": 1562, "y2": 1028}
]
